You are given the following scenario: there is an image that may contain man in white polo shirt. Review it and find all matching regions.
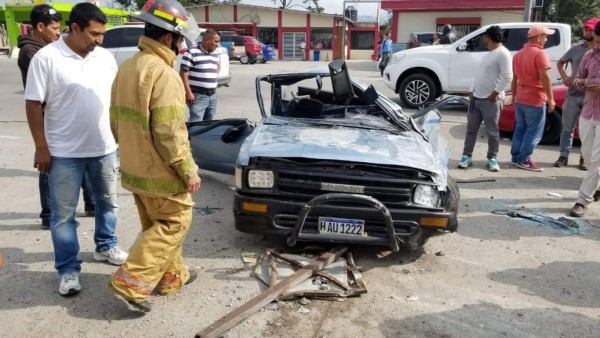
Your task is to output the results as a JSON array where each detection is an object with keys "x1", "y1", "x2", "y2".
[{"x1": 24, "y1": 3, "x2": 127, "y2": 296}]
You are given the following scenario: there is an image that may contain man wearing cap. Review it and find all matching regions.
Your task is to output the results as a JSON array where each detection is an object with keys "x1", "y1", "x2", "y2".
[
  {"x1": 510, "y1": 24, "x2": 556, "y2": 172},
  {"x1": 569, "y1": 21, "x2": 600, "y2": 217},
  {"x1": 554, "y1": 17, "x2": 600, "y2": 170}
]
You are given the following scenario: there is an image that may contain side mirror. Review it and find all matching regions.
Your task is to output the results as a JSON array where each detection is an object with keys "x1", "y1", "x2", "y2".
[
  {"x1": 456, "y1": 44, "x2": 467, "y2": 52},
  {"x1": 221, "y1": 124, "x2": 248, "y2": 143}
]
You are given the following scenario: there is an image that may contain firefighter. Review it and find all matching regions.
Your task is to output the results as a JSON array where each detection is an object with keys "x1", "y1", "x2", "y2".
[{"x1": 108, "y1": 0, "x2": 202, "y2": 312}]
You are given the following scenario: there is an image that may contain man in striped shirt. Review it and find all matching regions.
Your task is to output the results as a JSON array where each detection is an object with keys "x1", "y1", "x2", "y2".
[
  {"x1": 570, "y1": 21, "x2": 600, "y2": 217},
  {"x1": 180, "y1": 28, "x2": 220, "y2": 122}
]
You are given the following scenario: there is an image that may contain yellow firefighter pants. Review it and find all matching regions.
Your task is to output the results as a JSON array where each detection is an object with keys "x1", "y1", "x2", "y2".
[{"x1": 109, "y1": 192, "x2": 194, "y2": 303}]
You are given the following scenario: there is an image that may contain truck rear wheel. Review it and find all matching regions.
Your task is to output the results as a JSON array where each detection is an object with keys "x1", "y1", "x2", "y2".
[{"x1": 399, "y1": 73, "x2": 438, "y2": 109}]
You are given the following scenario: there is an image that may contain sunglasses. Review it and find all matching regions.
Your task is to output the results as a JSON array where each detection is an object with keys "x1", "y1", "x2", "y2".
[{"x1": 42, "y1": 8, "x2": 59, "y2": 19}]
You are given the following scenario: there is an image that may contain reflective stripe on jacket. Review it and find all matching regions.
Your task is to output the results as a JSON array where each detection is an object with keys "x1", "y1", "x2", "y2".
[{"x1": 110, "y1": 36, "x2": 198, "y2": 196}]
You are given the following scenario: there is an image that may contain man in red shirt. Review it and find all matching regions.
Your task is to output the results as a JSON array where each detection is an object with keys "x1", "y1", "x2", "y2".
[
  {"x1": 510, "y1": 25, "x2": 556, "y2": 172},
  {"x1": 570, "y1": 21, "x2": 600, "y2": 217}
]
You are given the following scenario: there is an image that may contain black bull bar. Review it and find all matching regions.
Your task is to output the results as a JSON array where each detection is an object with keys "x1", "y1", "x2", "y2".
[{"x1": 286, "y1": 193, "x2": 423, "y2": 252}]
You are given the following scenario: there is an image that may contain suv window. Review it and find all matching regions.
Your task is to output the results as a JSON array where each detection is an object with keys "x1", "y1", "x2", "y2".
[
  {"x1": 102, "y1": 28, "x2": 122, "y2": 48},
  {"x1": 121, "y1": 27, "x2": 144, "y2": 48},
  {"x1": 465, "y1": 32, "x2": 487, "y2": 52},
  {"x1": 505, "y1": 28, "x2": 561, "y2": 51}
]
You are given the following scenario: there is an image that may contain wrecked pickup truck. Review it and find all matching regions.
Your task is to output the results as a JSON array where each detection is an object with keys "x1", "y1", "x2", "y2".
[{"x1": 187, "y1": 60, "x2": 459, "y2": 252}]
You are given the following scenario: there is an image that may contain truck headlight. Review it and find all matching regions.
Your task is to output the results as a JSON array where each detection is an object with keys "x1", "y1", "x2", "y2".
[
  {"x1": 235, "y1": 167, "x2": 243, "y2": 189},
  {"x1": 247, "y1": 170, "x2": 274, "y2": 188},
  {"x1": 387, "y1": 53, "x2": 405, "y2": 66},
  {"x1": 413, "y1": 185, "x2": 441, "y2": 207}
]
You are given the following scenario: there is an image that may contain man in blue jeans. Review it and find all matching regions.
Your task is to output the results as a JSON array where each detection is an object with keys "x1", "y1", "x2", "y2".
[
  {"x1": 510, "y1": 25, "x2": 556, "y2": 172},
  {"x1": 24, "y1": 3, "x2": 127, "y2": 296},
  {"x1": 180, "y1": 29, "x2": 220, "y2": 122}
]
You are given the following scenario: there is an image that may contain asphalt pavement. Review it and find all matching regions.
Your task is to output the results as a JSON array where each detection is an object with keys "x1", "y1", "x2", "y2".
[{"x1": 0, "y1": 57, "x2": 599, "y2": 338}]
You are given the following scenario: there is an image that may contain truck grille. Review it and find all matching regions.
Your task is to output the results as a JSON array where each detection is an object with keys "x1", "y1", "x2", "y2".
[
  {"x1": 276, "y1": 169, "x2": 415, "y2": 207},
  {"x1": 248, "y1": 158, "x2": 434, "y2": 209}
]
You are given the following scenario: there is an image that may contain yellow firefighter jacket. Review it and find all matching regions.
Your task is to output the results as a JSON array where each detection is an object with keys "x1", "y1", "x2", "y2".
[{"x1": 110, "y1": 36, "x2": 198, "y2": 197}]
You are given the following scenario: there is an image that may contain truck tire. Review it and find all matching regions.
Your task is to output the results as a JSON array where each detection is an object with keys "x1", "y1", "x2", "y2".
[
  {"x1": 240, "y1": 54, "x2": 250, "y2": 64},
  {"x1": 539, "y1": 109, "x2": 562, "y2": 145},
  {"x1": 399, "y1": 73, "x2": 438, "y2": 109},
  {"x1": 445, "y1": 175, "x2": 460, "y2": 214}
]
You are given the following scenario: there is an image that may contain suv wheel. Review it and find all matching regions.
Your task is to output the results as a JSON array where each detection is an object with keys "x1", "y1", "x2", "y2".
[
  {"x1": 399, "y1": 73, "x2": 438, "y2": 109},
  {"x1": 240, "y1": 54, "x2": 250, "y2": 64}
]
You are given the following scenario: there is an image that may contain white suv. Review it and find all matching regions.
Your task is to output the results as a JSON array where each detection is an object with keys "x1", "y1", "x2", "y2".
[
  {"x1": 383, "y1": 22, "x2": 571, "y2": 108},
  {"x1": 102, "y1": 24, "x2": 231, "y2": 87}
]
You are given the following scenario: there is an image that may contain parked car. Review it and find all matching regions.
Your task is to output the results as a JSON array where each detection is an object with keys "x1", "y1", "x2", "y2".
[
  {"x1": 101, "y1": 24, "x2": 231, "y2": 87},
  {"x1": 383, "y1": 22, "x2": 571, "y2": 108},
  {"x1": 186, "y1": 60, "x2": 459, "y2": 252},
  {"x1": 409, "y1": 31, "x2": 435, "y2": 45},
  {"x1": 499, "y1": 85, "x2": 575, "y2": 144},
  {"x1": 219, "y1": 34, "x2": 264, "y2": 64}
]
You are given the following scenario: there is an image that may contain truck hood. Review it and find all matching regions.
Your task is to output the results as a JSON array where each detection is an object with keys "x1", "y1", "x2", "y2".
[{"x1": 237, "y1": 123, "x2": 446, "y2": 186}]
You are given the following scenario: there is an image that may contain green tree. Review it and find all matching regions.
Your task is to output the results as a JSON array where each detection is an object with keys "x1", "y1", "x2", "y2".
[
  {"x1": 113, "y1": 0, "x2": 133, "y2": 9},
  {"x1": 271, "y1": 0, "x2": 294, "y2": 9},
  {"x1": 131, "y1": 0, "x2": 216, "y2": 11},
  {"x1": 304, "y1": 0, "x2": 324, "y2": 13},
  {"x1": 538, "y1": 0, "x2": 600, "y2": 41}
]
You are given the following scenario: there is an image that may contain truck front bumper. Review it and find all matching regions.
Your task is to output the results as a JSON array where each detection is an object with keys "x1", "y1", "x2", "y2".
[{"x1": 234, "y1": 192, "x2": 458, "y2": 252}]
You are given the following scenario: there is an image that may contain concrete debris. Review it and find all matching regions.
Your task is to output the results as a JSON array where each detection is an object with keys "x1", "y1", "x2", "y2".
[
  {"x1": 435, "y1": 251, "x2": 445, "y2": 256},
  {"x1": 299, "y1": 297, "x2": 311, "y2": 305},
  {"x1": 298, "y1": 306, "x2": 310, "y2": 314},
  {"x1": 406, "y1": 296, "x2": 419, "y2": 302},
  {"x1": 265, "y1": 302, "x2": 279, "y2": 311}
]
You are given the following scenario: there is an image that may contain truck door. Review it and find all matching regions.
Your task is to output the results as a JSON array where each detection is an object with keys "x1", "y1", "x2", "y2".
[{"x1": 447, "y1": 31, "x2": 488, "y2": 92}]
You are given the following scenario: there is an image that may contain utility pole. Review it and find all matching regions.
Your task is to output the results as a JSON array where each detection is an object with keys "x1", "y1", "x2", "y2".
[{"x1": 523, "y1": 0, "x2": 533, "y2": 22}]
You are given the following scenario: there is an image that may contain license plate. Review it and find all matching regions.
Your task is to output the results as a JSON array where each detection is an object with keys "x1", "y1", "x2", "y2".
[{"x1": 318, "y1": 217, "x2": 365, "y2": 236}]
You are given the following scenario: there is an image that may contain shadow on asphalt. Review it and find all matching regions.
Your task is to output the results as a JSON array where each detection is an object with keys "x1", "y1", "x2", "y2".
[
  {"x1": 379, "y1": 302, "x2": 600, "y2": 337},
  {"x1": 0, "y1": 247, "x2": 145, "y2": 320},
  {"x1": 489, "y1": 261, "x2": 600, "y2": 308}
]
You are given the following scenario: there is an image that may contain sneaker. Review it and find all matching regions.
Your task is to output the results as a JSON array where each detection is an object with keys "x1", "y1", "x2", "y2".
[
  {"x1": 458, "y1": 155, "x2": 472, "y2": 169},
  {"x1": 569, "y1": 203, "x2": 587, "y2": 217},
  {"x1": 515, "y1": 159, "x2": 543, "y2": 172},
  {"x1": 487, "y1": 158, "x2": 500, "y2": 172},
  {"x1": 554, "y1": 156, "x2": 568, "y2": 167},
  {"x1": 59, "y1": 272, "x2": 81, "y2": 296},
  {"x1": 578, "y1": 157, "x2": 587, "y2": 171},
  {"x1": 93, "y1": 247, "x2": 128, "y2": 266}
]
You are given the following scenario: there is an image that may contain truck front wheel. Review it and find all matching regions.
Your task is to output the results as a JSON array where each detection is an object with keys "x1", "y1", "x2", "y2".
[{"x1": 399, "y1": 73, "x2": 438, "y2": 109}]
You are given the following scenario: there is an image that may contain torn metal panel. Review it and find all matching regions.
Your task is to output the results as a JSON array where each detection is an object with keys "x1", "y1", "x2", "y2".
[{"x1": 254, "y1": 250, "x2": 367, "y2": 300}]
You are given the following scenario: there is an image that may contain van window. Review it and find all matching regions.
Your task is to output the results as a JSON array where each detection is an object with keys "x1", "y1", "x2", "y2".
[{"x1": 505, "y1": 28, "x2": 561, "y2": 51}]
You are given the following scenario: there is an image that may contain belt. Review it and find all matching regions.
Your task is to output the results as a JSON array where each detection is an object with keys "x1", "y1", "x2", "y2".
[{"x1": 193, "y1": 88, "x2": 216, "y2": 96}]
